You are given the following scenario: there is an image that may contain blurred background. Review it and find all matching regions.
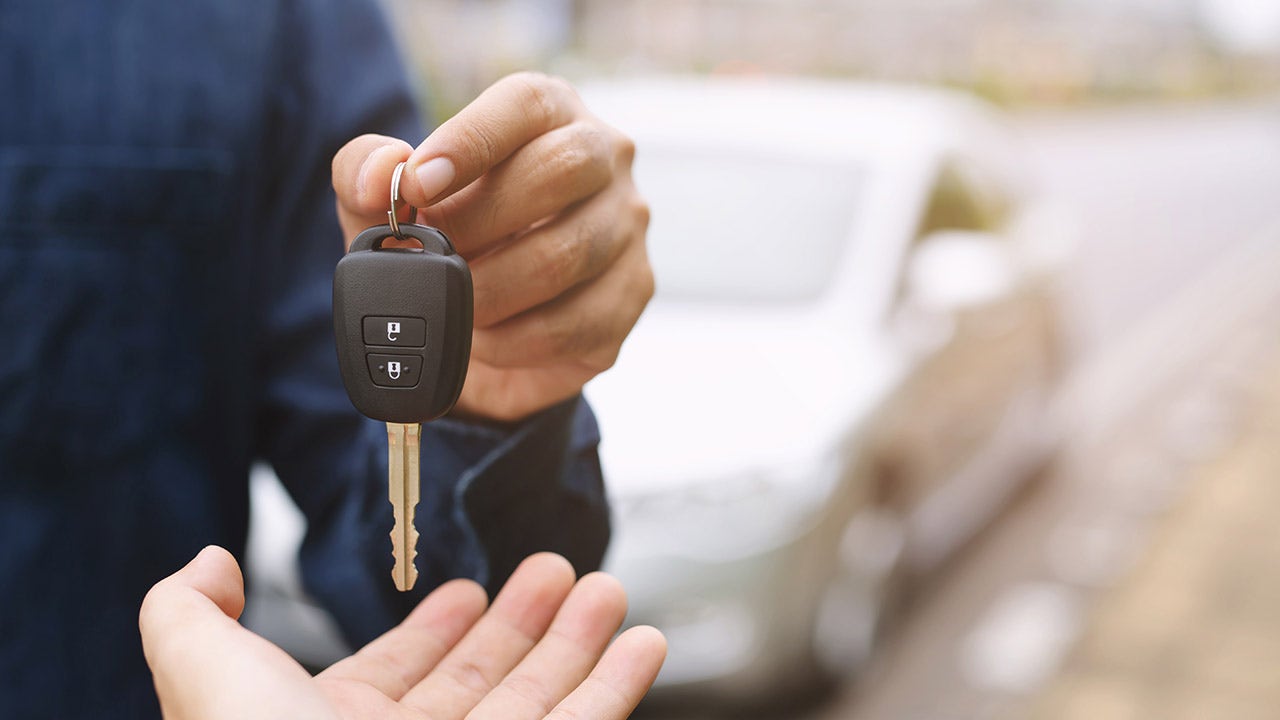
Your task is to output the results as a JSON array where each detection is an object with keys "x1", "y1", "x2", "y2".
[
  {"x1": 386, "y1": 0, "x2": 1280, "y2": 118},
  {"x1": 248, "y1": 0, "x2": 1280, "y2": 717}
]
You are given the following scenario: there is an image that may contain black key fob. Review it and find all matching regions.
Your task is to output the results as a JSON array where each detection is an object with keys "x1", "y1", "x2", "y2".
[{"x1": 333, "y1": 223, "x2": 472, "y2": 424}]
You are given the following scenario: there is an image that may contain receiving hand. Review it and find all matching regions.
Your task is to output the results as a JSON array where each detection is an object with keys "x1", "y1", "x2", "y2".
[
  {"x1": 139, "y1": 547, "x2": 666, "y2": 720},
  {"x1": 332, "y1": 72, "x2": 653, "y2": 423}
]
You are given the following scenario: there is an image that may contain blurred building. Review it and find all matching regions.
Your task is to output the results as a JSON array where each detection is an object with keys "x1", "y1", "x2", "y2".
[
  {"x1": 572, "y1": 0, "x2": 1231, "y2": 103},
  {"x1": 384, "y1": 0, "x2": 1278, "y2": 114}
]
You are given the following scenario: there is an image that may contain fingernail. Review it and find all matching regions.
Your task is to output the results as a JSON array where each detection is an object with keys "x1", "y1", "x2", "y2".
[{"x1": 414, "y1": 156, "x2": 455, "y2": 204}]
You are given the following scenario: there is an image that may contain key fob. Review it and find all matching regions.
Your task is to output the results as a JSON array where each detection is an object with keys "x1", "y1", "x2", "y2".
[{"x1": 333, "y1": 223, "x2": 472, "y2": 424}]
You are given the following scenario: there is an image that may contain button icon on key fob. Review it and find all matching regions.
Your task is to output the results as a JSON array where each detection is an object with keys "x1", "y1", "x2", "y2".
[
  {"x1": 367, "y1": 353, "x2": 424, "y2": 388},
  {"x1": 363, "y1": 317, "x2": 426, "y2": 348}
]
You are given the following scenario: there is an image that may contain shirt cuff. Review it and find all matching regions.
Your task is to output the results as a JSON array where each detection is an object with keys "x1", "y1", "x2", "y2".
[{"x1": 434, "y1": 395, "x2": 607, "y2": 593}]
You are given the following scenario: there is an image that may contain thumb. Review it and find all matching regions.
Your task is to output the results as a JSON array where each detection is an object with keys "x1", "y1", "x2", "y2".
[
  {"x1": 400, "y1": 72, "x2": 580, "y2": 208},
  {"x1": 139, "y1": 547, "x2": 332, "y2": 720},
  {"x1": 139, "y1": 546, "x2": 245, "y2": 666}
]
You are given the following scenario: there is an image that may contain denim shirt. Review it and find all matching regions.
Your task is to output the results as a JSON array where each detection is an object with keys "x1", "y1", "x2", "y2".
[{"x1": 0, "y1": 1, "x2": 610, "y2": 717}]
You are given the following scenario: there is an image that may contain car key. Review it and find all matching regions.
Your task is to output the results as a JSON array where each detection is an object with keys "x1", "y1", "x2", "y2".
[{"x1": 333, "y1": 162, "x2": 473, "y2": 591}]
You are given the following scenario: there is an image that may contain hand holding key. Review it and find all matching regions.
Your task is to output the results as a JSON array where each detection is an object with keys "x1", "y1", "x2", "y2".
[
  {"x1": 140, "y1": 548, "x2": 666, "y2": 720},
  {"x1": 332, "y1": 72, "x2": 654, "y2": 424}
]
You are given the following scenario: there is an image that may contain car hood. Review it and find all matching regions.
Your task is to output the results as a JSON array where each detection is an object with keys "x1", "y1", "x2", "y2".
[{"x1": 584, "y1": 302, "x2": 898, "y2": 496}]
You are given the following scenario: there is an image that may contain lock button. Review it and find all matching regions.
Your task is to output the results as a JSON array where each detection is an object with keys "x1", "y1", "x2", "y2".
[
  {"x1": 363, "y1": 316, "x2": 426, "y2": 348},
  {"x1": 367, "y1": 353, "x2": 423, "y2": 388}
]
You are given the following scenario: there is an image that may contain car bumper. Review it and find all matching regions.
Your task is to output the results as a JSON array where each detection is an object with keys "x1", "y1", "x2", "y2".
[{"x1": 604, "y1": 502, "x2": 877, "y2": 704}]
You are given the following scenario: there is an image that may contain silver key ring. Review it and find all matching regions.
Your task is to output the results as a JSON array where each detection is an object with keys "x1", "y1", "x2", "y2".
[{"x1": 387, "y1": 161, "x2": 417, "y2": 241}]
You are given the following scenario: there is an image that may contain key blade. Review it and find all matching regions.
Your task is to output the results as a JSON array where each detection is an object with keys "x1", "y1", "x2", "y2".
[
  {"x1": 404, "y1": 423, "x2": 420, "y2": 590},
  {"x1": 387, "y1": 422, "x2": 421, "y2": 591}
]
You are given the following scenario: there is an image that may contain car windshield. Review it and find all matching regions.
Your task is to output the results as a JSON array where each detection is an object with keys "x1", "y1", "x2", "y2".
[{"x1": 635, "y1": 147, "x2": 863, "y2": 302}]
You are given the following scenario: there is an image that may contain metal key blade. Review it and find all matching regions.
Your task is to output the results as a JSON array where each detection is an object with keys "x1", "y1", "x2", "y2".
[{"x1": 387, "y1": 422, "x2": 421, "y2": 591}]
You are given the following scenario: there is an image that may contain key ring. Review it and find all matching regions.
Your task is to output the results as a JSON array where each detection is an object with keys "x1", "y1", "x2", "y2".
[{"x1": 388, "y1": 161, "x2": 417, "y2": 241}]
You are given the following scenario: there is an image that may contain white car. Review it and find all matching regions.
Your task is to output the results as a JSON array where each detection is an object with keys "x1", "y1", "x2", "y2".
[{"x1": 581, "y1": 76, "x2": 1068, "y2": 705}]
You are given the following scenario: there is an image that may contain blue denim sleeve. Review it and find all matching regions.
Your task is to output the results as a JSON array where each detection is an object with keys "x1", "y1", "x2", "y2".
[{"x1": 250, "y1": 0, "x2": 609, "y2": 647}]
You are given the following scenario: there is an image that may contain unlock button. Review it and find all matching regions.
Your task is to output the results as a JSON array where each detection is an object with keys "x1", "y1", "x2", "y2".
[
  {"x1": 364, "y1": 316, "x2": 426, "y2": 348},
  {"x1": 367, "y1": 353, "x2": 423, "y2": 388}
]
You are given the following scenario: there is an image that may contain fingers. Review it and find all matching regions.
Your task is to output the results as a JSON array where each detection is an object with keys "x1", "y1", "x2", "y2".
[
  {"x1": 417, "y1": 120, "x2": 615, "y2": 256},
  {"x1": 546, "y1": 626, "x2": 667, "y2": 720},
  {"x1": 331, "y1": 133, "x2": 413, "y2": 243},
  {"x1": 330, "y1": 104, "x2": 613, "y2": 257},
  {"x1": 471, "y1": 232, "x2": 654, "y2": 372},
  {"x1": 468, "y1": 182, "x2": 638, "y2": 329},
  {"x1": 393, "y1": 557, "x2": 659, "y2": 720},
  {"x1": 398, "y1": 553, "x2": 577, "y2": 719},
  {"x1": 317, "y1": 579, "x2": 488, "y2": 700},
  {"x1": 139, "y1": 545, "x2": 246, "y2": 665},
  {"x1": 462, "y1": 573, "x2": 629, "y2": 719},
  {"x1": 455, "y1": 230, "x2": 653, "y2": 421},
  {"x1": 140, "y1": 547, "x2": 333, "y2": 720},
  {"x1": 401, "y1": 72, "x2": 583, "y2": 209}
]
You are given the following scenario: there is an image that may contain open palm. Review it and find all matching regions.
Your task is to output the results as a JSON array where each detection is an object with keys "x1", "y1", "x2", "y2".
[{"x1": 140, "y1": 547, "x2": 665, "y2": 720}]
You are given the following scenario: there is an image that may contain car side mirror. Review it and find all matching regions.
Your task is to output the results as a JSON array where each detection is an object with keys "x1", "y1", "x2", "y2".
[{"x1": 904, "y1": 230, "x2": 1017, "y2": 313}]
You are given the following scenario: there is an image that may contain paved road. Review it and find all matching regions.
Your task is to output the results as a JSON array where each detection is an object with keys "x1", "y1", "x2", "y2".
[
  {"x1": 810, "y1": 100, "x2": 1280, "y2": 720},
  {"x1": 1023, "y1": 101, "x2": 1280, "y2": 362},
  {"x1": 1027, "y1": 357, "x2": 1280, "y2": 719}
]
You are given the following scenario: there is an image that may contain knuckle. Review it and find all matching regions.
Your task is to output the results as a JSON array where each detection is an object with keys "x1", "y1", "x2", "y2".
[
  {"x1": 537, "y1": 312, "x2": 582, "y2": 360},
  {"x1": 502, "y1": 71, "x2": 578, "y2": 129},
  {"x1": 472, "y1": 278, "x2": 506, "y2": 328},
  {"x1": 459, "y1": 121, "x2": 505, "y2": 171},
  {"x1": 508, "y1": 71, "x2": 562, "y2": 129},
  {"x1": 547, "y1": 131, "x2": 594, "y2": 186},
  {"x1": 541, "y1": 73, "x2": 579, "y2": 102},
  {"x1": 564, "y1": 124, "x2": 612, "y2": 178},
  {"x1": 634, "y1": 252, "x2": 655, "y2": 302},
  {"x1": 629, "y1": 247, "x2": 657, "y2": 309},
  {"x1": 630, "y1": 193, "x2": 651, "y2": 232},
  {"x1": 537, "y1": 229, "x2": 589, "y2": 290},
  {"x1": 504, "y1": 69, "x2": 553, "y2": 91},
  {"x1": 533, "y1": 235, "x2": 570, "y2": 289},
  {"x1": 585, "y1": 127, "x2": 616, "y2": 179},
  {"x1": 586, "y1": 343, "x2": 621, "y2": 374},
  {"x1": 572, "y1": 217, "x2": 607, "y2": 278},
  {"x1": 613, "y1": 129, "x2": 637, "y2": 167}
]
